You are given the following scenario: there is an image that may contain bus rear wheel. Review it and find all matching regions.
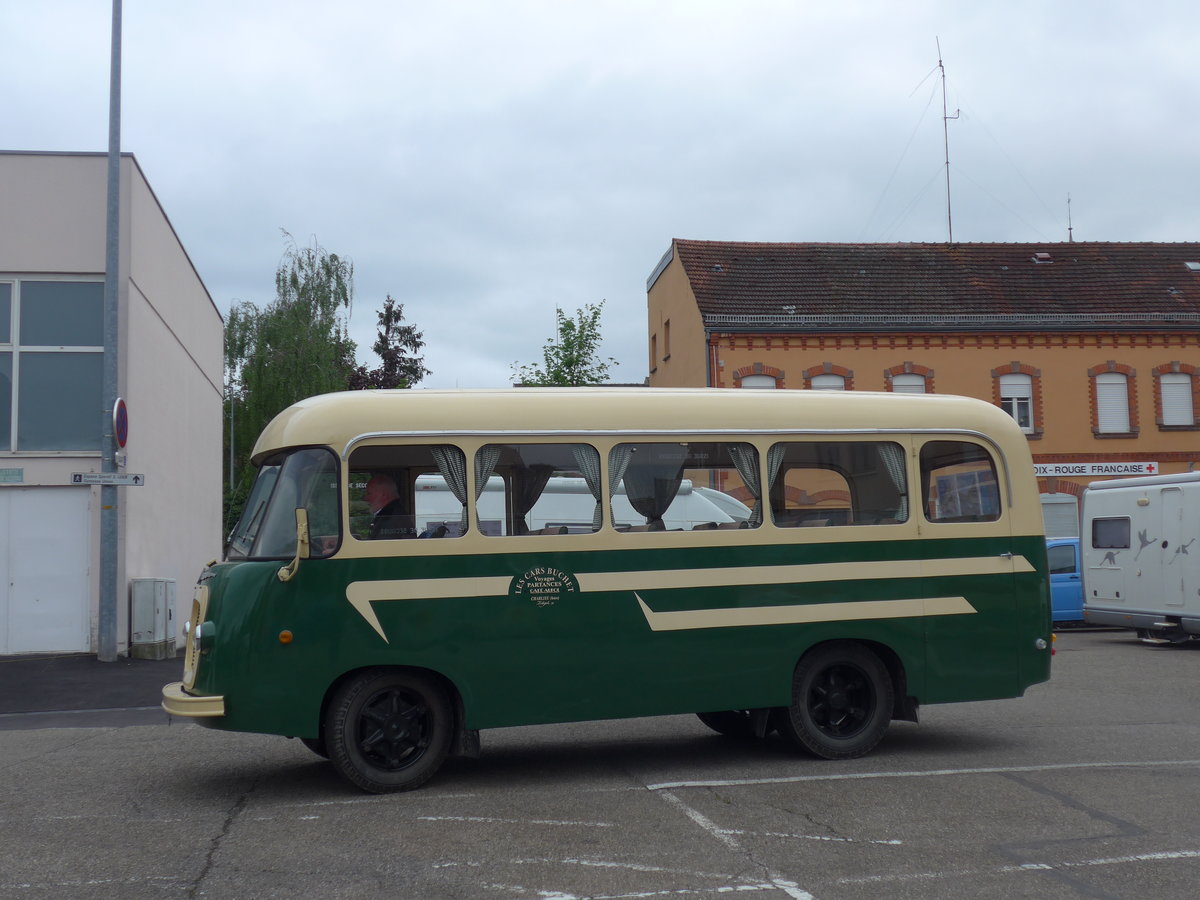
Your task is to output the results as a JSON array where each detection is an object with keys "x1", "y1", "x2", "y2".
[
  {"x1": 326, "y1": 668, "x2": 452, "y2": 793},
  {"x1": 778, "y1": 643, "x2": 893, "y2": 760}
]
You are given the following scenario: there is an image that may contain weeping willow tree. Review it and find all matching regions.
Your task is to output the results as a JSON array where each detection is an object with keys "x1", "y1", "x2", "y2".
[{"x1": 223, "y1": 232, "x2": 358, "y2": 531}]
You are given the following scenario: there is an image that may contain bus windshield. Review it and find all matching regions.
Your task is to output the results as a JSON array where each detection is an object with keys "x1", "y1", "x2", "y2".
[{"x1": 226, "y1": 448, "x2": 340, "y2": 560}]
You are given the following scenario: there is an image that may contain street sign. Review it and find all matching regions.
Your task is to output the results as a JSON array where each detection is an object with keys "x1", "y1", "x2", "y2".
[
  {"x1": 71, "y1": 472, "x2": 146, "y2": 486},
  {"x1": 113, "y1": 397, "x2": 129, "y2": 449}
]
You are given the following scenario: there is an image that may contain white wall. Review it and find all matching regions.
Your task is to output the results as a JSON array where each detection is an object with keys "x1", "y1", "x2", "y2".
[{"x1": 0, "y1": 151, "x2": 223, "y2": 653}]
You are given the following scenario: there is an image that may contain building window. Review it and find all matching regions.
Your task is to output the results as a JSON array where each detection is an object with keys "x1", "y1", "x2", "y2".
[
  {"x1": 999, "y1": 373, "x2": 1034, "y2": 433},
  {"x1": 1154, "y1": 364, "x2": 1198, "y2": 429},
  {"x1": 885, "y1": 362, "x2": 934, "y2": 394},
  {"x1": 662, "y1": 319, "x2": 671, "y2": 360},
  {"x1": 891, "y1": 373, "x2": 926, "y2": 394},
  {"x1": 740, "y1": 375, "x2": 777, "y2": 389},
  {"x1": 1089, "y1": 363, "x2": 1137, "y2": 437},
  {"x1": 0, "y1": 279, "x2": 103, "y2": 452},
  {"x1": 733, "y1": 363, "x2": 785, "y2": 389},
  {"x1": 649, "y1": 334, "x2": 657, "y2": 373},
  {"x1": 803, "y1": 363, "x2": 853, "y2": 391},
  {"x1": 991, "y1": 362, "x2": 1042, "y2": 439},
  {"x1": 810, "y1": 374, "x2": 846, "y2": 391}
]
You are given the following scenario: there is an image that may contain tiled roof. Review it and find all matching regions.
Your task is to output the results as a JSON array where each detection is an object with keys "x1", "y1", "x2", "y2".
[{"x1": 671, "y1": 240, "x2": 1200, "y2": 330}]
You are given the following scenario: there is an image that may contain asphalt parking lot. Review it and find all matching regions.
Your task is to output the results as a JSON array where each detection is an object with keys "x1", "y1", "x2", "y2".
[{"x1": 1, "y1": 629, "x2": 1198, "y2": 899}]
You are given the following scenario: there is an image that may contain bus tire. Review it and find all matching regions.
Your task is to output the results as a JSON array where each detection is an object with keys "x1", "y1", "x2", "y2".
[
  {"x1": 696, "y1": 710, "x2": 755, "y2": 737},
  {"x1": 778, "y1": 642, "x2": 893, "y2": 760},
  {"x1": 326, "y1": 668, "x2": 452, "y2": 793}
]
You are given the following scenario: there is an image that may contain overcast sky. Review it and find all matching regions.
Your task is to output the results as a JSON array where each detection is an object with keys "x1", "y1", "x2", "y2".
[{"x1": 6, "y1": 1, "x2": 1198, "y2": 388}]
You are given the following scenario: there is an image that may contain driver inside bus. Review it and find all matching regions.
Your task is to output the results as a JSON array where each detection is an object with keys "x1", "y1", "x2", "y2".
[{"x1": 365, "y1": 474, "x2": 415, "y2": 539}]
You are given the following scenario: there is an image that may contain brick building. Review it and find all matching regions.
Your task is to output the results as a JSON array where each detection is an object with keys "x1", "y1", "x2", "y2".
[{"x1": 646, "y1": 239, "x2": 1200, "y2": 535}]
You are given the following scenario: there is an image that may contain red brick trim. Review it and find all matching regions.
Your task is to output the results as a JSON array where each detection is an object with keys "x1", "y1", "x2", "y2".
[
  {"x1": 732, "y1": 362, "x2": 787, "y2": 389},
  {"x1": 802, "y1": 362, "x2": 854, "y2": 390},
  {"x1": 883, "y1": 361, "x2": 936, "y2": 393},
  {"x1": 1151, "y1": 361, "x2": 1200, "y2": 430}
]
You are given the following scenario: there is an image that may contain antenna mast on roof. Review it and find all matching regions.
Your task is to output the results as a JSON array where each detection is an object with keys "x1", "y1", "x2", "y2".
[
  {"x1": 1067, "y1": 193, "x2": 1074, "y2": 242},
  {"x1": 937, "y1": 38, "x2": 959, "y2": 245}
]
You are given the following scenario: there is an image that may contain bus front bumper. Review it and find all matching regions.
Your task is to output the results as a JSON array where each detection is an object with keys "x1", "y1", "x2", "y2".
[{"x1": 162, "y1": 681, "x2": 226, "y2": 718}]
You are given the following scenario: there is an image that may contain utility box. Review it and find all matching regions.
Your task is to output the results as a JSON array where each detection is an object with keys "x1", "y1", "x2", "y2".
[{"x1": 130, "y1": 578, "x2": 176, "y2": 660}]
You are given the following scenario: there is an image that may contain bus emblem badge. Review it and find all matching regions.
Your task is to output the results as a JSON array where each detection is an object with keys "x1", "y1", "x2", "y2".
[{"x1": 511, "y1": 567, "x2": 578, "y2": 608}]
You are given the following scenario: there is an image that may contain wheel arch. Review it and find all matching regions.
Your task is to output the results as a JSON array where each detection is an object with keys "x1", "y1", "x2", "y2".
[
  {"x1": 315, "y1": 664, "x2": 476, "y2": 754},
  {"x1": 796, "y1": 638, "x2": 918, "y2": 723}
]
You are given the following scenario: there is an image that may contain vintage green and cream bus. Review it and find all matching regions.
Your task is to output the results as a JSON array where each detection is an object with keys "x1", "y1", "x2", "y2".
[{"x1": 163, "y1": 388, "x2": 1052, "y2": 792}]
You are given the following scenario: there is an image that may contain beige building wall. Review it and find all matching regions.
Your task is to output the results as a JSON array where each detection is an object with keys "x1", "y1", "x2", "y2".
[{"x1": 0, "y1": 151, "x2": 222, "y2": 654}]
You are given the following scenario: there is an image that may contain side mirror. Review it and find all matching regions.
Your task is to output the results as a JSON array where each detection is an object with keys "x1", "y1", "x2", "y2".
[{"x1": 277, "y1": 508, "x2": 311, "y2": 582}]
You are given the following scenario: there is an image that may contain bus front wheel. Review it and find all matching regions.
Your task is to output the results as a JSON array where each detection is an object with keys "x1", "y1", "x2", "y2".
[
  {"x1": 326, "y1": 668, "x2": 452, "y2": 793},
  {"x1": 778, "y1": 643, "x2": 893, "y2": 760}
]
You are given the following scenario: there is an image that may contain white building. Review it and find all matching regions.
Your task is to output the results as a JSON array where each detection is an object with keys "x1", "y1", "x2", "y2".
[{"x1": 0, "y1": 150, "x2": 223, "y2": 656}]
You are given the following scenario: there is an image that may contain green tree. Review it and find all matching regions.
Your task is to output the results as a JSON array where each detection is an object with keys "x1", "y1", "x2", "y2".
[
  {"x1": 223, "y1": 232, "x2": 358, "y2": 531},
  {"x1": 511, "y1": 300, "x2": 617, "y2": 386},
  {"x1": 347, "y1": 295, "x2": 431, "y2": 389}
]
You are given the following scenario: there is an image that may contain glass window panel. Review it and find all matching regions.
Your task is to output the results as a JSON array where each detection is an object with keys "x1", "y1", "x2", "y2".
[
  {"x1": 1091, "y1": 517, "x2": 1130, "y2": 550},
  {"x1": 0, "y1": 352, "x2": 10, "y2": 449},
  {"x1": 477, "y1": 443, "x2": 602, "y2": 536},
  {"x1": 16, "y1": 352, "x2": 103, "y2": 450},
  {"x1": 920, "y1": 441, "x2": 1001, "y2": 523},
  {"x1": 19, "y1": 281, "x2": 104, "y2": 346},
  {"x1": 0, "y1": 283, "x2": 11, "y2": 343},
  {"x1": 769, "y1": 441, "x2": 908, "y2": 527},
  {"x1": 347, "y1": 444, "x2": 467, "y2": 540}
]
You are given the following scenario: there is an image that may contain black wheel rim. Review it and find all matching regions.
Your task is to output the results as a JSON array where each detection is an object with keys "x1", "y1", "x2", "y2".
[
  {"x1": 356, "y1": 686, "x2": 431, "y2": 771},
  {"x1": 806, "y1": 662, "x2": 875, "y2": 739}
]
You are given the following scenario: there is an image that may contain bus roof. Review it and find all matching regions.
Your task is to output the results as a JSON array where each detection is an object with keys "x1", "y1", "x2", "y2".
[{"x1": 252, "y1": 387, "x2": 1026, "y2": 462}]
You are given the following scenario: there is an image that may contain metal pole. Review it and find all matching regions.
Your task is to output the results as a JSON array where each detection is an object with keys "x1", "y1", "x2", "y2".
[{"x1": 98, "y1": 0, "x2": 122, "y2": 662}]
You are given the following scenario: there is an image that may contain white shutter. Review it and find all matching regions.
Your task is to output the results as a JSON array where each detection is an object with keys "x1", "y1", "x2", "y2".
[
  {"x1": 999, "y1": 373, "x2": 1032, "y2": 400},
  {"x1": 891, "y1": 374, "x2": 926, "y2": 394},
  {"x1": 1041, "y1": 495, "x2": 1080, "y2": 538},
  {"x1": 740, "y1": 374, "x2": 777, "y2": 389},
  {"x1": 810, "y1": 374, "x2": 845, "y2": 391},
  {"x1": 1160, "y1": 373, "x2": 1194, "y2": 425},
  {"x1": 1096, "y1": 373, "x2": 1130, "y2": 433}
]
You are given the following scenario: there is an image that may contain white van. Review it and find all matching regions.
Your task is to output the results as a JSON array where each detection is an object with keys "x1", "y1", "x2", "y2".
[{"x1": 1081, "y1": 471, "x2": 1200, "y2": 643}]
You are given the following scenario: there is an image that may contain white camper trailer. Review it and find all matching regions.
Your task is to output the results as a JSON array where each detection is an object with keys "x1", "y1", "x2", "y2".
[{"x1": 1081, "y1": 471, "x2": 1200, "y2": 643}]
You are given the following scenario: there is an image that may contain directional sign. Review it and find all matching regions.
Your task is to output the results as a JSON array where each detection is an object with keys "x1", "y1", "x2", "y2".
[{"x1": 71, "y1": 472, "x2": 146, "y2": 486}]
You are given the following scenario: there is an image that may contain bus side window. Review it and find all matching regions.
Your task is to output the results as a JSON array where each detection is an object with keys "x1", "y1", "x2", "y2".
[
  {"x1": 768, "y1": 441, "x2": 909, "y2": 527},
  {"x1": 476, "y1": 443, "x2": 602, "y2": 536},
  {"x1": 920, "y1": 441, "x2": 1001, "y2": 523},
  {"x1": 608, "y1": 441, "x2": 760, "y2": 531},
  {"x1": 347, "y1": 444, "x2": 468, "y2": 540}
]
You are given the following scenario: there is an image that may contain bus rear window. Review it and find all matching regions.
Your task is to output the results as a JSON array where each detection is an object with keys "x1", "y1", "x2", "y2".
[{"x1": 921, "y1": 441, "x2": 1001, "y2": 523}]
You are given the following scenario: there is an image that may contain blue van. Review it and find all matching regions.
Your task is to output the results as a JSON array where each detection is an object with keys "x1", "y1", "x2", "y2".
[{"x1": 1047, "y1": 537, "x2": 1083, "y2": 624}]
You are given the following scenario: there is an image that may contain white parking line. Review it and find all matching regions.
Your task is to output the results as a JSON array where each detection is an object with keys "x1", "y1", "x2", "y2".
[
  {"x1": 659, "y1": 791, "x2": 815, "y2": 899},
  {"x1": 646, "y1": 758, "x2": 1200, "y2": 791}
]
